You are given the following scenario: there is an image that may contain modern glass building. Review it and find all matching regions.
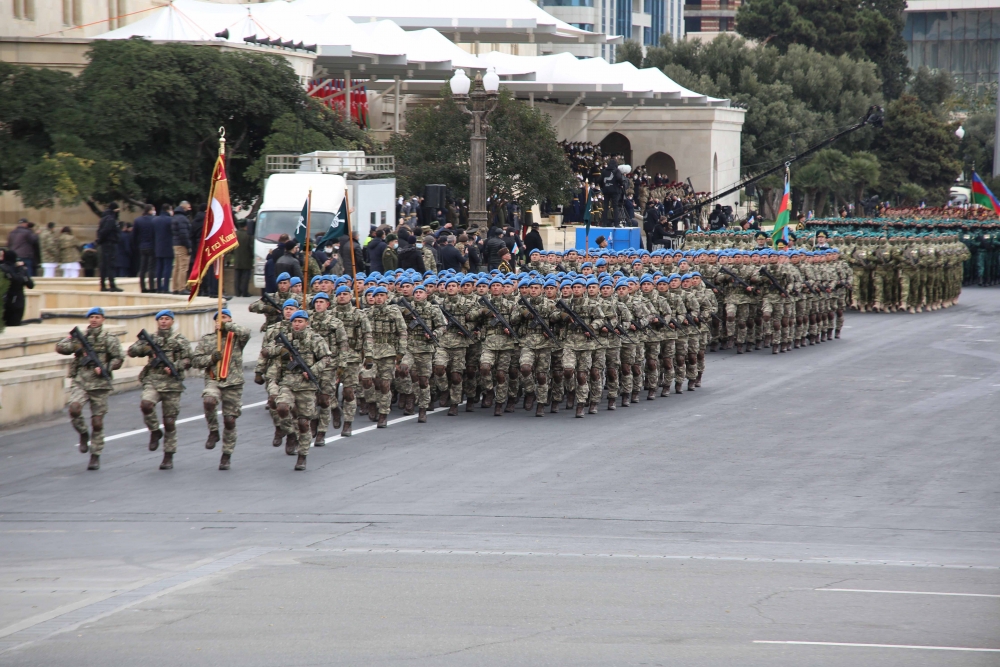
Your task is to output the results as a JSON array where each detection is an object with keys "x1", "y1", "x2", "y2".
[
  {"x1": 904, "y1": 0, "x2": 1000, "y2": 83},
  {"x1": 538, "y1": 0, "x2": 681, "y2": 57}
]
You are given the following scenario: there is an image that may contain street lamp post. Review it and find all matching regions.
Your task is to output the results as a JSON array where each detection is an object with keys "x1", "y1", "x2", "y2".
[{"x1": 450, "y1": 68, "x2": 500, "y2": 229}]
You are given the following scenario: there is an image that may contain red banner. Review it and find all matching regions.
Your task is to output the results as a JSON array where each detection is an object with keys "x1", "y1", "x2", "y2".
[{"x1": 187, "y1": 156, "x2": 238, "y2": 300}]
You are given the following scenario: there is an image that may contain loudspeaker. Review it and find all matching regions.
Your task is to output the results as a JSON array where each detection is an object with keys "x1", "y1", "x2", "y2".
[{"x1": 422, "y1": 184, "x2": 447, "y2": 210}]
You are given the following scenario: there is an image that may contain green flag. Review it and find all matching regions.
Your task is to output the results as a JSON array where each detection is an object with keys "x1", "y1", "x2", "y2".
[
  {"x1": 770, "y1": 166, "x2": 791, "y2": 248},
  {"x1": 317, "y1": 198, "x2": 349, "y2": 248}
]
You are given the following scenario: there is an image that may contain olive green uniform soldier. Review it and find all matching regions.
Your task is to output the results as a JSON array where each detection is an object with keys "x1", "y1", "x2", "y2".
[
  {"x1": 475, "y1": 284, "x2": 519, "y2": 416},
  {"x1": 365, "y1": 286, "x2": 408, "y2": 428},
  {"x1": 308, "y1": 292, "x2": 350, "y2": 444},
  {"x1": 264, "y1": 309, "x2": 330, "y2": 470},
  {"x1": 249, "y1": 273, "x2": 299, "y2": 381},
  {"x1": 55, "y1": 307, "x2": 124, "y2": 470},
  {"x1": 434, "y1": 279, "x2": 478, "y2": 415},
  {"x1": 259, "y1": 299, "x2": 299, "y2": 450},
  {"x1": 399, "y1": 283, "x2": 446, "y2": 422},
  {"x1": 190, "y1": 309, "x2": 251, "y2": 470},
  {"x1": 127, "y1": 310, "x2": 192, "y2": 470},
  {"x1": 332, "y1": 287, "x2": 374, "y2": 437},
  {"x1": 512, "y1": 281, "x2": 558, "y2": 417},
  {"x1": 555, "y1": 282, "x2": 607, "y2": 418}
]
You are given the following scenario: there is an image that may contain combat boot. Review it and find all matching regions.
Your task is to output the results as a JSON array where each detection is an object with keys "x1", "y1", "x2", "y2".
[
  {"x1": 505, "y1": 397, "x2": 516, "y2": 413},
  {"x1": 79, "y1": 431, "x2": 90, "y2": 454},
  {"x1": 755, "y1": 341, "x2": 762, "y2": 350},
  {"x1": 219, "y1": 453, "x2": 231, "y2": 471},
  {"x1": 87, "y1": 454, "x2": 100, "y2": 470},
  {"x1": 835, "y1": 329, "x2": 841, "y2": 339},
  {"x1": 314, "y1": 431, "x2": 326, "y2": 447},
  {"x1": 523, "y1": 393, "x2": 536, "y2": 411},
  {"x1": 417, "y1": 406, "x2": 427, "y2": 423},
  {"x1": 494, "y1": 402, "x2": 504, "y2": 417},
  {"x1": 772, "y1": 342, "x2": 779, "y2": 354},
  {"x1": 621, "y1": 395, "x2": 629, "y2": 407},
  {"x1": 403, "y1": 394, "x2": 415, "y2": 416},
  {"x1": 566, "y1": 391, "x2": 576, "y2": 410},
  {"x1": 310, "y1": 418, "x2": 319, "y2": 436},
  {"x1": 660, "y1": 385, "x2": 669, "y2": 397},
  {"x1": 447, "y1": 403, "x2": 458, "y2": 416},
  {"x1": 377, "y1": 413, "x2": 387, "y2": 428},
  {"x1": 332, "y1": 407, "x2": 342, "y2": 430},
  {"x1": 285, "y1": 434, "x2": 297, "y2": 455},
  {"x1": 695, "y1": 372, "x2": 703, "y2": 387},
  {"x1": 159, "y1": 452, "x2": 173, "y2": 470},
  {"x1": 205, "y1": 429, "x2": 220, "y2": 450},
  {"x1": 294, "y1": 454, "x2": 306, "y2": 471},
  {"x1": 439, "y1": 394, "x2": 449, "y2": 408},
  {"x1": 647, "y1": 388, "x2": 656, "y2": 400},
  {"x1": 607, "y1": 397, "x2": 616, "y2": 411},
  {"x1": 588, "y1": 401, "x2": 598, "y2": 414},
  {"x1": 149, "y1": 428, "x2": 162, "y2": 451},
  {"x1": 736, "y1": 343, "x2": 744, "y2": 354},
  {"x1": 686, "y1": 379, "x2": 696, "y2": 392},
  {"x1": 630, "y1": 390, "x2": 639, "y2": 403},
  {"x1": 272, "y1": 428, "x2": 283, "y2": 447},
  {"x1": 674, "y1": 380, "x2": 684, "y2": 394},
  {"x1": 827, "y1": 327, "x2": 834, "y2": 340},
  {"x1": 465, "y1": 399, "x2": 475, "y2": 412},
  {"x1": 535, "y1": 402, "x2": 545, "y2": 417},
  {"x1": 367, "y1": 402, "x2": 378, "y2": 422},
  {"x1": 575, "y1": 403, "x2": 585, "y2": 418},
  {"x1": 481, "y1": 392, "x2": 493, "y2": 408},
  {"x1": 793, "y1": 339, "x2": 800, "y2": 349},
  {"x1": 341, "y1": 421, "x2": 353, "y2": 437},
  {"x1": 709, "y1": 341, "x2": 718, "y2": 352}
]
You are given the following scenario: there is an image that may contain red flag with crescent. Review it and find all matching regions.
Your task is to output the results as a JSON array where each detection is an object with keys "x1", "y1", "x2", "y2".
[{"x1": 187, "y1": 156, "x2": 238, "y2": 301}]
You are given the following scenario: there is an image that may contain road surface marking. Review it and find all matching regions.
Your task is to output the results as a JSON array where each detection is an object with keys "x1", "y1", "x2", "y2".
[
  {"x1": 817, "y1": 588, "x2": 1000, "y2": 598},
  {"x1": 754, "y1": 641, "x2": 1000, "y2": 652}
]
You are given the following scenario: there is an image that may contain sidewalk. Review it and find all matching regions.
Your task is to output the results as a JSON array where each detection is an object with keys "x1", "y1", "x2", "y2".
[{"x1": 226, "y1": 296, "x2": 267, "y2": 366}]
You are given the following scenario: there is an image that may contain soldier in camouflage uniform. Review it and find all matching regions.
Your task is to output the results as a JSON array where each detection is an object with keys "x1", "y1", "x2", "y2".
[
  {"x1": 55, "y1": 307, "x2": 125, "y2": 470},
  {"x1": 555, "y1": 278, "x2": 608, "y2": 418},
  {"x1": 190, "y1": 308, "x2": 251, "y2": 470},
  {"x1": 127, "y1": 310, "x2": 192, "y2": 470},
  {"x1": 434, "y1": 277, "x2": 477, "y2": 416},
  {"x1": 475, "y1": 280, "x2": 519, "y2": 416},
  {"x1": 513, "y1": 278, "x2": 558, "y2": 417},
  {"x1": 250, "y1": 272, "x2": 299, "y2": 382},
  {"x1": 264, "y1": 309, "x2": 329, "y2": 470},
  {"x1": 399, "y1": 282, "x2": 446, "y2": 422},
  {"x1": 332, "y1": 285, "x2": 374, "y2": 437},
  {"x1": 258, "y1": 299, "x2": 300, "y2": 451},
  {"x1": 365, "y1": 286, "x2": 408, "y2": 428},
  {"x1": 308, "y1": 292, "x2": 349, "y2": 444}
]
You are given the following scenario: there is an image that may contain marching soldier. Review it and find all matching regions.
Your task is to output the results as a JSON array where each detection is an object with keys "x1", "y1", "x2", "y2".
[
  {"x1": 55, "y1": 307, "x2": 125, "y2": 470},
  {"x1": 264, "y1": 309, "x2": 329, "y2": 470},
  {"x1": 191, "y1": 308, "x2": 251, "y2": 470},
  {"x1": 399, "y1": 282, "x2": 446, "y2": 423},
  {"x1": 128, "y1": 310, "x2": 192, "y2": 470},
  {"x1": 308, "y1": 292, "x2": 349, "y2": 444},
  {"x1": 365, "y1": 286, "x2": 408, "y2": 428},
  {"x1": 332, "y1": 285, "x2": 373, "y2": 437}
]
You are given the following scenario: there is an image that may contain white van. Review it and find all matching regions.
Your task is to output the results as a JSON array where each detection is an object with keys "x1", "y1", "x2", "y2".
[{"x1": 253, "y1": 173, "x2": 346, "y2": 289}]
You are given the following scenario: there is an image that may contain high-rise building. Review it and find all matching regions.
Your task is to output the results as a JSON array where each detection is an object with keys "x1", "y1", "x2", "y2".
[
  {"x1": 537, "y1": 0, "x2": 683, "y2": 57},
  {"x1": 903, "y1": 0, "x2": 1000, "y2": 84},
  {"x1": 682, "y1": 0, "x2": 740, "y2": 42}
]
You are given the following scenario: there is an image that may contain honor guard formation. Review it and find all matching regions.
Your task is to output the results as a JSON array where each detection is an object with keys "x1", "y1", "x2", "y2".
[{"x1": 58, "y1": 220, "x2": 975, "y2": 473}]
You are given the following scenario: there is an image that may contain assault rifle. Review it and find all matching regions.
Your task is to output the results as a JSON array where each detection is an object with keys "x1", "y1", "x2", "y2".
[
  {"x1": 439, "y1": 304, "x2": 473, "y2": 338},
  {"x1": 260, "y1": 292, "x2": 282, "y2": 311},
  {"x1": 395, "y1": 298, "x2": 438, "y2": 343},
  {"x1": 479, "y1": 296, "x2": 520, "y2": 342},
  {"x1": 276, "y1": 331, "x2": 319, "y2": 388},
  {"x1": 71, "y1": 327, "x2": 109, "y2": 378},
  {"x1": 518, "y1": 296, "x2": 555, "y2": 340},
  {"x1": 720, "y1": 267, "x2": 759, "y2": 295},
  {"x1": 137, "y1": 329, "x2": 178, "y2": 376},
  {"x1": 556, "y1": 299, "x2": 599, "y2": 338},
  {"x1": 610, "y1": 321, "x2": 636, "y2": 343},
  {"x1": 701, "y1": 276, "x2": 721, "y2": 293},
  {"x1": 760, "y1": 267, "x2": 788, "y2": 297},
  {"x1": 683, "y1": 313, "x2": 701, "y2": 327}
]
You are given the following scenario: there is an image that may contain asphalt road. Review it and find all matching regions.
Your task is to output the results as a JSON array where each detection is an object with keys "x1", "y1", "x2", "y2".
[{"x1": 1, "y1": 288, "x2": 999, "y2": 666}]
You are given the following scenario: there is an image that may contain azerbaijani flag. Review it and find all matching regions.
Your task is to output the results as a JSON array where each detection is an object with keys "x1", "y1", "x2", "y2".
[
  {"x1": 971, "y1": 171, "x2": 1000, "y2": 216},
  {"x1": 770, "y1": 166, "x2": 791, "y2": 248}
]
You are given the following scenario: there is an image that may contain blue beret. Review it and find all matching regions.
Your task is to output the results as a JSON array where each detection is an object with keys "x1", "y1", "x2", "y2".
[
  {"x1": 372, "y1": 286, "x2": 388, "y2": 296},
  {"x1": 290, "y1": 309, "x2": 309, "y2": 321},
  {"x1": 86, "y1": 307, "x2": 105, "y2": 317},
  {"x1": 639, "y1": 275, "x2": 653, "y2": 284},
  {"x1": 311, "y1": 292, "x2": 330, "y2": 303},
  {"x1": 289, "y1": 277, "x2": 302, "y2": 286},
  {"x1": 615, "y1": 279, "x2": 629, "y2": 289},
  {"x1": 668, "y1": 273, "x2": 682, "y2": 281},
  {"x1": 155, "y1": 309, "x2": 175, "y2": 320},
  {"x1": 213, "y1": 308, "x2": 232, "y2": 320},
  {"x1": 335, "y1": 285, "x2": 351, "y2": 296},
  {"x1": 276, "y1": 272, "x2": 291, "y2": 282},
  {"x1": 310, "y1": 276, "x2": 322, "y2": 285},
  {"x1": 544, "y1": 279, "x2": 557, "y2": 287},
  {"x1": 573, "y1": 278, "x2": 586, "y2": 286},
  {"x1": 283, "y1": 298, "x2": 299, "y2": 309},
  {"x1": 413, "y1": 283, "x2": 427, "y2": 292}
]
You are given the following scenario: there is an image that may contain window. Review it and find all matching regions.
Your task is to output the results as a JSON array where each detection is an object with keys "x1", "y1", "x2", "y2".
[
  {"x1": 540, "y1": 0, "x2": 595, "y2": 5},
  {"x1": 370, "y1": 212, "x2": 376, "y2": 227},
  {"x1": 381, "y1": 211, "x2": 387, "y2": 225},
  {"x1": 13, "y1": 0, "x2": 32, "y2": 19},
  {"x1": 644, "y1": 0, "x2": 652, "y2": 12},
  {"x1": 569, "y1": 23, "x2": 595, "y2": 30},
  {"x1": 685, "y1": 17, "x2": 701, "y2": 32}
]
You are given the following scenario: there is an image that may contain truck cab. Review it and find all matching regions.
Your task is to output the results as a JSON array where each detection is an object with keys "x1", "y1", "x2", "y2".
[{"x1": 253, "y1": 151, "x2": 395, "y2": 289}]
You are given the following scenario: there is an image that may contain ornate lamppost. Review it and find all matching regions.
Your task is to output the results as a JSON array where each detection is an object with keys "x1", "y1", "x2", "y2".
[{"x1": 450, "y1": 68, "x2": 500, "y2": 229}]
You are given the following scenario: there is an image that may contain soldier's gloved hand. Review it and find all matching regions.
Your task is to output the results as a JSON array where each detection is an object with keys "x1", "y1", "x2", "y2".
[
  {"x1": 110, "y1": 359, "x2": 123, "y2": 371},
  {"x1": 398, "y1": 363, "x2": 409, "y2": 375},
  {"x1": 210, "y1": 350, "x2": 224, "y2": 363},
  {"x1": 395, "y1": 354, "x2": 403, "y2": 363},
  {"x1": 254, "y1": 372, "x2": 265, "y2": 385},
  {"x1": 364, "y1": 361, "x2": 374, "y2": 370},
  {"x1": 280, "y1": 348, "x2": 291, "y2": 359}
]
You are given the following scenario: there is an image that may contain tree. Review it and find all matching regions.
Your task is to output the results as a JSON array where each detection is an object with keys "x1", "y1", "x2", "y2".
[
  {"x1": 845, "y1": 151, "x2": 880, "y2": 207},
  {"x1": 389, "y1": 88, "x2": 575, "y2": 210},
  {"x1": 897, "y1": 181, "x2": 926, "y2": 205},
  {"x1": 615, "y1": 40, "x2": 644, "y2": 68},
  {"x1": 873, "y1": 94, "x2": 961, "y2": 203},
  {"x1": 910, "y1": 66, "x2": 953, "y2": 117},
  {"x1": 0, "y1": 39, "x2": 372, "y2": 215},
  {"x1": 735, "y1": 0, "x2": 909, "y2": 98},
  {"x1": 957, "y1": 111, "x2": 995, "y2": 178}
]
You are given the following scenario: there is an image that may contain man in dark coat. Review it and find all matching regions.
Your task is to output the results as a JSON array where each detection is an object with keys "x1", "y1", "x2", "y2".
[
  {"x1": 6, "y1": 219, "x2": 39, "y2": 277},
  {"x1": 97, "y1": 203, "x2": 122, "y2": 291},
  {"x1": 484, "y1": 227, "x2": 507, "y2": 271},
  {"x1": 338, "y1": 232, "x2": 364, "y2": 277},
  {"x1": 234, "y1": 220, "x2": 255, "y2": 297},
  {"x1": 275, "y1": 240, "x2": 303, "y2": 279},
  {"x1": 152, "y1": 205, "x2": 174, "y2": 293},
  {"x1": 396, "y1": 241, "x2": 426, "y2": 272},
  {"x1": 116, "y1": 222, "x2": 133, "y2": 277},
  {"x1": 437, "y1": 235, "x2": 468, "y2": 272},
  {"x1": 170, "y1": 201, "x2": 192, "y2": 293},
  {"x1": 132, "y1": 205, "x2": 156, "y2": 292},
  {"x1": 523, "y1": 222, "x2": 544, "y2": 254},
  {"x1": 367, "y1": 229, "x2": 387, "y2": 274}
]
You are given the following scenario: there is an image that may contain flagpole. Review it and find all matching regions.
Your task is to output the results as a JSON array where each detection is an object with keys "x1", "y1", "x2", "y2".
[
  {"x1": 304, "y1": 189, "x2": 312, "y2": 290},
  {"x1": 344, "y1": 188, "x2": 359, "y2": 307}
]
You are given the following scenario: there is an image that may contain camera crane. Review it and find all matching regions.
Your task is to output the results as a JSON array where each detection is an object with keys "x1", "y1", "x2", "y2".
[{"x1": 669, "y1": 105, "x2": 884, "y2": 224}]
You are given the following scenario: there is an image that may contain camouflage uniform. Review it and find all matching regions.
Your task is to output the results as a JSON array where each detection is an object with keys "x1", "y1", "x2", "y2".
[
  {"x1": 265, "y1": 327, "x2": 330, "y2": 456},
  {"x1": 310, "y1": 310, "x2": 350, "y2": 437},
  {"x1": 513, "y1": 294, "x2": 558, "y2": 410},
  {"x1": 556, "y1": 296, "x2": 607, "y2": 412},
  {"x1": 434, "y1": 294, "x2": 477, "y2": 408},
  {"x1": 191, "y1": 323, "x2": 252, "y2": 455},
  {"x1": 55, "y1": 325, "x2": 124, "y2": 456},
  {"x1": 332, "y1": 301, "x2": 374, "y2": 427},
  {"x1": 475, "y1": 295, "x2": 519, "y2": 409},
  {"x1": 128, "y1": 328, "x2": 192, "y2": 455},
  {"x1": 399, "y1": 296, "x2": 446, "y2": 413},
  {"x1": 366, "y1": 301, "x2": 408, "y2": 417}
]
